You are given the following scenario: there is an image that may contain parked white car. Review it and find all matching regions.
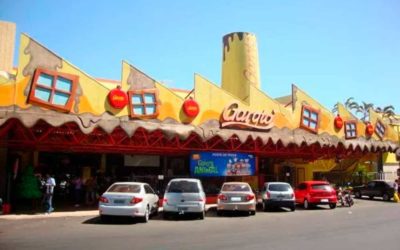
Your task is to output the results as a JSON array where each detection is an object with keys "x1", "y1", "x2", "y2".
[
  {"x1": 98, "y1": 182, "x2": 159, "y2": 223},
  {"x1": 162, "y1": 178, "x2": 206, "y2": 219},
  {"x1": 217, "y1": 182, "x2": 256, "y2": 216},
  {"x1": 260, "y1": 182, "x2": 295, "y2": 211}
]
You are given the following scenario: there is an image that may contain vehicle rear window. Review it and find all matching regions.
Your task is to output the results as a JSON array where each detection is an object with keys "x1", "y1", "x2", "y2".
[
  {"x1": 311, "y1": 184, "x2": 332, "y2": 191},
  {"x1": 222, "y1": 184, "x2": 251, "y2": 192},
  {"x1": 268, "y1": 184, "x2": 291, "y2": 192},
  {"x1": 167, "y1": 181, "x2": 200, "y2": 193},
  {"x1": 108, "y1": 184, "x2": 141, "y2": 193}
]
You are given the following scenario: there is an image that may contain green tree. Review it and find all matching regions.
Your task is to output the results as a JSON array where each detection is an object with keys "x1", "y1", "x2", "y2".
[
  {"x1": 332, "y1": 97, "x2": 359, "y2": 113},
  {"x1": 17, "y1": 166, "x2": 42, "y2": 200},
  {"x1": 356, "y1": 102, "x2": 374, "y2": 122}
]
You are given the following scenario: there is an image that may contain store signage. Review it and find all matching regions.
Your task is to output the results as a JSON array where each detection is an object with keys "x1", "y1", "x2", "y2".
[
  {"x1": 182, "y1": 98, "x2": 200, "y2": 118},
  {"x1": 190, "y1": 151, "x2": 255, "y2": 177},
  {"x1": 108, "y1": 86, "x2": 128, "y2": 109},
  {"x1": 220, "y1": 102, "x2": 274, "y2": 130}
]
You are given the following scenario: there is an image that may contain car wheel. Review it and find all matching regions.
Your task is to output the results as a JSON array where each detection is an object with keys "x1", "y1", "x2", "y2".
[
  {"x1": 163, "y1": 211, "x2": 169, "y2": 220},
  {"x1": 304, "y1": 199, "x2": 309, "y2": 209},
  {"x1": 100, "y1": 215, "x2": 110, "y2": 223},
  {"x1": 354, "y1": 191, "x2": 361, "y2": 199},
  {"x1": 369, "y1": 196, "x2": 374, "y2": 200},
  {"x1": 290, "y1": 206, "x2": 296, "y2": 212},
  {"x1": 329, "y1": 203, "x2": 337, "y2": 209},
  {"x1": 250, "y1": 210, "x2": 256, "y2": 216},
  {"x1": 140, "y1": 206, "x2": 150, "y2": 223},
  {"x1": 382, "y1": 193, "x2": 390, "y2": 202},
  {"x1": 217, "y1": 210, "x2": 223, "y2": 216},
  {"x1": 199, "y1": 210, "x2": 205, "y2": 220},
  {"x1": 262, "y1": 202, "x2": 268, "y2": 212}
]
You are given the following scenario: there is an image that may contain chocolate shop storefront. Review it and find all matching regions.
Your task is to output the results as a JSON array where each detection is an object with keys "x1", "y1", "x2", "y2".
[{"x1": 0, "y1": 26, "x2": 399, "y2": 210}]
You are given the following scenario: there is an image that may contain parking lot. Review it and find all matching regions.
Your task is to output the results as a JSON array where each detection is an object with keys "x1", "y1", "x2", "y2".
[{"x1": 1, "y1": 198, "x2": 400, "y2": 250}]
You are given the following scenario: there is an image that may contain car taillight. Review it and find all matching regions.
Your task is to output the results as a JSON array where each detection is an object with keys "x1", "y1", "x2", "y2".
[
  {"x1": 218, "y1": 194, "x2": 227, "y2": 201},
  {"x1": 130, "y1": 197, "x2": 143, "y2": 204},
  {"x1": 264, "y1": 191, "x2": 271, "y2": 199},
  {"x1": 99, "y1": 196, "x2": 109, "y2": 203},
  {"x1": 163, "y1": 198, "x2": 168, "y2": 204},
  {"x1": 290, "y1": 193, "x2": 294, "y2": 199},
  {"x1": 246, "y1": 194, "x2": 255, "y2": 201}
]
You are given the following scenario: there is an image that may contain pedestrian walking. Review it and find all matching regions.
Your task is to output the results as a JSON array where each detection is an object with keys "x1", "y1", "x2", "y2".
[{"x1": 44, "y1": 173, "x2": 56, "y2": 213}]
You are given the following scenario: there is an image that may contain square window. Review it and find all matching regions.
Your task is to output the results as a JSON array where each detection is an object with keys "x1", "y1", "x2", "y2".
[
  {"x1": 56, "y1": 77, "x2": 72, "y2": 92},
  {"x1": 300, "y1": 105, "x2": 319, "y2": 133},
  {"x1": 34, "y1": 87, "x2": 51, "y2": 102},
  {"x1": 28, "y1": 68, "x2": 78, "y2": 112},
  {"x1": 37, "y1": 73, "x2": 53, "y2": 87},
  {"x1": 344, "y1": 121, "x2": 357, "y2": 139},
  {"x1": 375, "y1": 121, "x2": 385, "y2": 139},
  {"x1": 128, "y1": 89, "x2": 159, "y2": 118},
  {"x1": 144, "y1": 93, "x2": 155, "y2": 103},
  {"x1": 52, "y1": 92, "x2": 70, "y2": 106},
  {"x1": 145, "y1": 104, "x2": 156, "y2": 114},
  {"x1": 133, "y1": 105, "x2": 145, "y2": 115},
  {"x1": 132, "y1": 95, "x2": 143, "y2": 105}
]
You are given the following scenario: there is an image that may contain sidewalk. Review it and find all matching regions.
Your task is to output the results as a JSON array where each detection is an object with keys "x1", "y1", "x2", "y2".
[{"x1": 0, "y1": 204, "x2": 217, "y2": 220}]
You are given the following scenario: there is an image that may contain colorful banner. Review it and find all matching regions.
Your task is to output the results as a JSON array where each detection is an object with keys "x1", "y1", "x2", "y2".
[{"x1": 190, "y1": 152, "x2": 256, "y2": 177}]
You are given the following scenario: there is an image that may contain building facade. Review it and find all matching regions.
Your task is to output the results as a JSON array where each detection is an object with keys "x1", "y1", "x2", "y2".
[{"x1": 0, "y1": 24, "x2": 399, "y2": 207}]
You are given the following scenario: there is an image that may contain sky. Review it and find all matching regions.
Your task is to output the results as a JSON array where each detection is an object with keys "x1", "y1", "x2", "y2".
[{"x1": 1, "y1": 0, "x2": 399, "y2": 112}]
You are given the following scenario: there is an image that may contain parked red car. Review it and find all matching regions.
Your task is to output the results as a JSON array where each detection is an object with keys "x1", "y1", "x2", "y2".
[{"x1": 294, "y1": 181, "x2": 337, "y2": 209}]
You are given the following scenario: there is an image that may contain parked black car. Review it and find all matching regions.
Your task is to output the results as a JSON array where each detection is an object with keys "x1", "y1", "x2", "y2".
[{"x1": 352, "y1": 180, "x2": 395, "y2": 201}]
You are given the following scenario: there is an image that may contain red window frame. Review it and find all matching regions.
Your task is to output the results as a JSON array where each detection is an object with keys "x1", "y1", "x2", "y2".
[
  {"x1": 375, "y1": 120, "x2": 385, "y2": 139},
  {"x1": 300, "y1": 105, "x2": 320, "y2": 133},
  {"x1": 344, "y1": 120, "x2": 357, "y2": 139},
  {"x1": 128, "y1": 89, "x2": 159, "y2": 119},
  {"x1": 28, "y1": 68, "x2": 78, "y2": 112}
]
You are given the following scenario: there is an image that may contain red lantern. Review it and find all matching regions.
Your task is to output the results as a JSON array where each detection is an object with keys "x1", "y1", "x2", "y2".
[
  {"x1": 334, "y1": 114, "x2": 343, "y2": 129},
  {"x1": 108, "y1": 86, "x2": 128, "y2": 109},
  {"x1": 365, "y1": 123, "x2": 374, "y2": 136},
  {"x1": 182, "y1": 98, "x2": 200, "y2": 118}
]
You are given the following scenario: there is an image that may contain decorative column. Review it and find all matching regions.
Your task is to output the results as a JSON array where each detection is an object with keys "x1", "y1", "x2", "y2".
[{"x1": 221, "y1": 32, "x2": 261, "y2": 103}]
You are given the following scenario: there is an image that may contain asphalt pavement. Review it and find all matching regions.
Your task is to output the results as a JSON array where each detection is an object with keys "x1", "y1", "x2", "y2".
[{"x1": 1, "y1": 199, "x2": 399, "y2": 250}]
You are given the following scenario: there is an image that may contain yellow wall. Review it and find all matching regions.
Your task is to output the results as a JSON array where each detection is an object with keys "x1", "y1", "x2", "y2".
[{"x1": 1, "y1": 33, "x2": 398, "y2": 150}]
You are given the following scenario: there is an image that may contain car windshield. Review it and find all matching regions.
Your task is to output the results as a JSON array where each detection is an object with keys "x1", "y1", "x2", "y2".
[
  {"x1": 222, "y1": 184, "x2": 250, "y2": 192},
  {"x1": 166, "y1": 181, "x2": 200, "y2": 193},
  {"x1": 311, "y1": 184, "x2": 332, "y2": 191},
  {"x1": 268, "y1": 184, "x2": 291, "y2": 192},
  {"x1": 108, "y1": 184, "x2": 141, "y2": 193}
]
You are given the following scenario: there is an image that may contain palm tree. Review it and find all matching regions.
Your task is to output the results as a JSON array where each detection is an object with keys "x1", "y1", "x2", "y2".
[
  {"x1": 344, "y1": 97, "x2": 359, "y2": 112},
  {"x1": 332, "y1": 97, "x2": 359, "y2": 113},
  {"x1": 357, "y1": 102, "x2": 374, "y2": 122},
  {"x1": 376, "y1": 105, "x2": 397, "y2": 123}
]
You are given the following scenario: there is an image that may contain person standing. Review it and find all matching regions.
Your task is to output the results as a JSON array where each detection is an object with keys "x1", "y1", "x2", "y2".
[
  {"x1": 72, "y1": 175, "x2": 83, "y2": 207},
  {"x1": 45, "y1": 173, "x2": 56, "y2": 213}
]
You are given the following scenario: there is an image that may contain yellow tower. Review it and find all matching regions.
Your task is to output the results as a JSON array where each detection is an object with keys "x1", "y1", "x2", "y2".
[{"x1": 221, "y1": 32, "x2": 261, "y2": 103}]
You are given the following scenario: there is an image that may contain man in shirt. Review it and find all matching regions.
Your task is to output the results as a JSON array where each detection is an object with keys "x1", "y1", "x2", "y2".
[{"x1": 45, "y1": 173, "x2": 56, "y2": 213}]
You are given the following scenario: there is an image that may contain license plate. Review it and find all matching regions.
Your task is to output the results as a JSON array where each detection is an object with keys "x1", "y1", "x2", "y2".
[
  {"x1": 231, "y1": 197, "x2": 241, "y2": 202},
  {"x1": 178, "y1": 207, "x2": 188, "y2": 211},
  {"x1": 321, "y1": 199, "x2": 329, "y2": 203},
  {"x1": 114, "y1": 199, "x2": 125, "y2": 204}
]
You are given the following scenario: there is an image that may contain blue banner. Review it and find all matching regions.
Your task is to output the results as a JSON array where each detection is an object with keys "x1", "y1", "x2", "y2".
[{"x1": 190, "y1": 152, "x2": 256, "y2": 177}]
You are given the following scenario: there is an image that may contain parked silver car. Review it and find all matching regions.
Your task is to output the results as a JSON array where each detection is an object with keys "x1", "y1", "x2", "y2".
[
  {"x1": 217, "y1": 182, "x2": 256, "y2": 216},
  {"x1": 162, "y1": 178, "x2": 206, "y2": 219},
  {"x1": 98, "y1": 182, "x2": 159, "y2": 223},
  {"x1": 260, "y1": 182, "x2": 295, "y2": 211}
]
